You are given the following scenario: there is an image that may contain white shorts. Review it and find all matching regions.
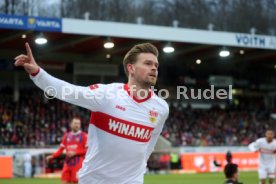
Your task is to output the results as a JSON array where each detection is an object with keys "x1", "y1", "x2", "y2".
[{"x1": 258, "y1": 167, "x2": 276, "y2": 179}]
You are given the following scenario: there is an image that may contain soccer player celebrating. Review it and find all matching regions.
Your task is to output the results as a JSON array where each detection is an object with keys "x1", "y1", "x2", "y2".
[
  {"x1": 14, "y1": 42, "x2": 169, "y2": 184},
  {"x1": 46, "y1": 117, "x2": 87, "y2": 184},
  {"x1": 248, "y1": 129, "x2": 276, "y2": 184}
]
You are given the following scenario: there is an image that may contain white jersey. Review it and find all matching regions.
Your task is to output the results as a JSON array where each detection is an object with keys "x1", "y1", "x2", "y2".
[
  {"x1": 31, "y1": 69, "x2": 169, "y2": 184},
  {"x1": 248, "y1": 138, "x2": 276, "y2": 169}
]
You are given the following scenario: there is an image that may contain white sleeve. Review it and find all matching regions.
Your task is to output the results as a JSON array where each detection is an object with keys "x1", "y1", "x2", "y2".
[
  {"x1": 248, "y1": 140, "x2": 260, "y2": 152},
  {"x1": 30, "y1": 68, "x2": 107, "y2": 112},
  {"x1": 145, "y1": 107, "x2": 169, "y2": 160}
]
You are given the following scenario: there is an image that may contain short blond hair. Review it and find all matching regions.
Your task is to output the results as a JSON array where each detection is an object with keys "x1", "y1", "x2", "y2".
[{"x1": 123, "y1": 43, "x2": 158, "y2": 76}]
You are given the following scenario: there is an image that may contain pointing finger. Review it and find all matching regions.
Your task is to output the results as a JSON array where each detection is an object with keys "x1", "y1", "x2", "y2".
[{"x1": 25, "y1": 42, "x2": 34, "y2": 60}]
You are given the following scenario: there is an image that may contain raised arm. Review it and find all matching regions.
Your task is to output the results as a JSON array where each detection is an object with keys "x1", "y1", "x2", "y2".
[
  {"x1": 14, "y1": 43, "x2": 39, "y2": 75},
  {"x1": 14, "y1": 43, "x2": 107, "y2": 111}
]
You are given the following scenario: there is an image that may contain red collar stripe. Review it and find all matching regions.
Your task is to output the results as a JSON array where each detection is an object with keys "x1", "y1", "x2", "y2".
[{"x1": 123, "y1": 84, "x2": 152, "y2": 103}]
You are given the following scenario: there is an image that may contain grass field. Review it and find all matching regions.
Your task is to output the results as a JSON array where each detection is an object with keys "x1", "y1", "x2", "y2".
[{"x1": 0, "y1": 171, "x2": 262, "y2": 184}]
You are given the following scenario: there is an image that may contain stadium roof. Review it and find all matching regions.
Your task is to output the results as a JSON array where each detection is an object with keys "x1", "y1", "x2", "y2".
[{"x1": 0, "y1": 17, "x2": 276, "y2": 86}]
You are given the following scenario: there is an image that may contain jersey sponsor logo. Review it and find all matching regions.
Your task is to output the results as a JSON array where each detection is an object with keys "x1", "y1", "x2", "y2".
[
  {"x1": 68, "y1": 144, "x2": 78, "y2": 149},
  {"x1": 90, "y1": 112, "x2": 154, "y2": 142},
  {"x1": 259, "y1": 148, "x2": 275, "y2": 154},
  {"x1": 108, "y1": 119, "x2": 151, "y2": 140}
]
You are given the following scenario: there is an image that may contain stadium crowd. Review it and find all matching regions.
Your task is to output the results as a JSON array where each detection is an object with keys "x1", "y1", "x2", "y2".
[
  {"x1": 162, "y1": 102, "x2": 272, "y2": 146},
  {"x1": 0, "y1": 88, "x2": 90, "y2": 147},
  {"x1": 0, "y1": 88, "x2": 273, "y2": 147}
]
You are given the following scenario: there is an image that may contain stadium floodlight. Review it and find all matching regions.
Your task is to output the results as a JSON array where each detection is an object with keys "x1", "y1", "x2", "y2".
[
  {"x1": 35, "y1": 33, "x2": 47, "y2": 45},
  {"x1": 163, "y1": 42, "x2": 175, "y2": 53},
  {"x1": 196, "y1": 59, "x2": 201, "y2": 64},
  {"x1": 106, "y1": 54, "x2": 111, "y2": 59},
  {"x1": 104, "y1": 38, "x2": 114, "y2": 49},
  {"x1": 219, "y1": 47, "x2": 230, "y2": 57}
]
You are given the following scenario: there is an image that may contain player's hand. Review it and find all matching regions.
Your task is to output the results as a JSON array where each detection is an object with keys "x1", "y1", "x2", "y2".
[
  {"x1": 46, "y1": 155, "x2": 53, "y2": 163},
  {"x1": 67, "y1": 151, "x2": 76, "y2": 158},
  {"x1": 14, "y1": 42, "x2": 40, "y2": 75}
]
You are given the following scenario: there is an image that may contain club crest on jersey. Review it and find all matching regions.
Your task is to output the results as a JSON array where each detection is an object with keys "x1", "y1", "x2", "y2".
[{"x1": 149, "y1": 110, "x2": 158, "y2": 123}]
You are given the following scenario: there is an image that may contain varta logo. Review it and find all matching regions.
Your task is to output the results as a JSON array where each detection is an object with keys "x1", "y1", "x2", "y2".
[
  {"x1": 36, "y1": 20, "x2": 61, "y2": 28},
  {"x1": 27, "y1": 18, "x2": 61, "y2": 28},
  {"x1": 0, "y1": 17, "x2": 24, "y2": 26}
]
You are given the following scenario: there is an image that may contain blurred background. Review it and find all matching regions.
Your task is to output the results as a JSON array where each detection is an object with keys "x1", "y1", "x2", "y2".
[{"x1": 1, "y1": 0, "x2": 276, "y2": 183}]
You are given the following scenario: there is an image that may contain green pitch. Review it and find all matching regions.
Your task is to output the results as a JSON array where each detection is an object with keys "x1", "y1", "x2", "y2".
[{"x1": 0, "y1": 171, "x2": 261, "y2": 184}]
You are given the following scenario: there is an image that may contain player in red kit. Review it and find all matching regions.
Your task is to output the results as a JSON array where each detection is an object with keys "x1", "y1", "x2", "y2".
[{"x1": 46, "y1": 117, "x2": 87, "y2": 184}]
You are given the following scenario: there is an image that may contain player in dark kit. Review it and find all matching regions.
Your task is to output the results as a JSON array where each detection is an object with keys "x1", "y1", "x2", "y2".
[{"x1": 224, "y1": 163, "x2": 243, "y2": 184}]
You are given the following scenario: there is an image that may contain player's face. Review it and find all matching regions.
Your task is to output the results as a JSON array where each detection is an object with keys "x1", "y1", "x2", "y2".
[
  {"x1": 70, "y1": 118, "x2": 81, "y2": 132},
  {"x1": 265, "y1": 130, "x2": 274, "y2": 142},
  {"x1": 129, "y1": 53, "x2": 158, "y2": 87}
]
